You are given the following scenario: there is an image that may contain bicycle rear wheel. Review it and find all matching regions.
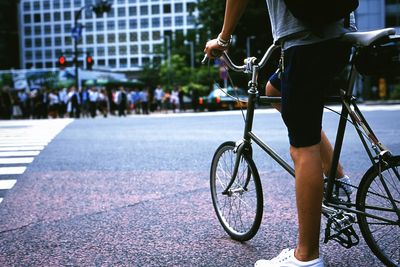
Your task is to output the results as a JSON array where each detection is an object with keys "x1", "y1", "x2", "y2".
[
  {"x1": 210, "y1": 141, "x2": 263, "y2": 241},
  {"x1": 356, "y1": 155, "x2": 400, "y2": 267}
]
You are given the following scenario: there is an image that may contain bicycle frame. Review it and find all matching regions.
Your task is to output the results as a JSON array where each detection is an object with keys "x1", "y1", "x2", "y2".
[{"x1": 221, "y1": 43, "x2": 399, "y2": 225}]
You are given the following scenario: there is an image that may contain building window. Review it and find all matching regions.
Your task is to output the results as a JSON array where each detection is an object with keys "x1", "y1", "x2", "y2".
[
  {"x1": 129, "y1": 0, "x2": 137, "y2": 3},
  {"x1": 25, "y1": 51, "x2": 32, "y2": 60},
  {"x1": 97, "y1": 47, "x2": 105, "y2": 56},
  {"x1": 151, "y1": 5, "x2": 159, "y2": 14},
  {"x1": 109, "y1": 59, "x2": 116, "y2": 68},
  {"x1": 107, "y1": 21, "x2": 115, "y2": 30},
  {"x1": 120, "y1": 58, "x2": 127, "y2": 68},
  {"x1": 54, "y1": 0, "x2": 61, "y2": 9},
  {"x1": 130, "y1": 58, "x2": 138, "y2": 66},
  {"x1": 33, "y1": 1, "x2": 40, "y2": 10},
  {"x1": 129, "y1": 19, "x2": 138, "y2": 29},
  {"x1": 118, "y1": 20, "x2": 126, "y2": 30},
  {"x1": 130, "y1": 45, "x2": 138, "y2": 54},
  {"x1": 163, "y1": 4, "x2": 171, "y2": 13},
  {"x1": 23, "y1": 2, "x2": 30, "y2": 11},
  {"x1": 64, "y1": 11, "x2": 71, "y2": 21},
  {"x1": 119, "y1": 33, "x2": 127, "y2": 42},
  {"x1": 45, "y1": 50, "x2": 52, "y2": 58},
  {"x1": 44, "y1": 13, "x2": 51, "y2": 22},
  {"x1": 86, "y1": 35, "x2": 94, "y2": 44},
  {"x1": 175, "y1": 16, "x2": 183, "y2": 26},
  {"x1": 175, "y1": 3, "x2": 183, "y2": 13},
  {"x1": 34, "y1": 14, "x2": 41, "y2": 23},
  {"x1": 24, "y1": 14, "x2": 31, "y2": 24},
  {"x1": 54, "y1": 12, "x2": 61, "y2": 21},
  {"x1": 97, "y1": 35, "x2": 105, "y2": 44},
  {"x1": 118, "y1": 0, "x2": 126, "y2": 4},
  {"x1": 65, "y1": 37, "x2": 72, "y2": 46},
  {"x1": 385, "y1": 1, "x2": 400, "y2": 27},
  {"x1": 96, "y1": 21, "x2": 104, "y2": 31},
  {"x1": 140, "y1": 6, "x2": 148, "y2": 15},
  {"x1": 163, "y1": 17, "x2": 171, "y2": 27},
  {"x1": 98, "y1": 59, "x2": 105, "y2": 66},
  {"x1": 43, "y1": 1, "x2": 50, "y2": 10},
  {"x1": 152, "y1": 31, "x2": 160, "y2": 40},
  {"x1": 86, "y1": 23, "x2": 93, "y2": 32},
  {"x1": 142, "y1": 57, "x2": 150, "y2": 65},
  {"x1": 64, "y1": 24, "x2": 72, "y2": 33},
  {"x1": 108, "y1": 47, "x2": 116, "y2": 56},
  {"x1": 35, "y1": 62, "x2": 43, "y2": 69},
  {"x1": 54, "y1": 24, "x2": 61, "y2": 33},
  {"x1": 129, "y1": 6, "x2": 137, "y2": 16},
  {"x1": 64, "y1": 0, "x2": 71, "y2": 8},
  {"x1": 130, "y1": 32, "x2": 138, "y2": 42},
  {"x1": 45, "y1": 62, "x2": 53, "y2": 68},
  {"x1": 142, "y1": 45, "x2": 150, "y2": 54},
  {"x1": 152, "y1": 17, "x2": 160, "y2": 27},
  {"x1": 45, "y1": 38, "x2": 52, "y2": 46},
  {"x1": 108, "y1": 34, "x2": 116, "y2": 43},
  {"x1": 118, "y1": 7, "x2": 126, "y2": 17},
  {"x1": 34, "y1": 26, "x2": 41, "y2": 35},
  {"x1": 141, "y1": 32, "x2": 149, "y2": 41},
  {"x1": 24, "y1": 26, "x2": 32, "y2": 36},
  {"x1": 119, "y1": 46, "x2": 127, "y2": 56},
  {"x1": 187, "y1": 15, "x2": 195, "y2": 25},
  {"x1": 140, "y1": 18, "x2": 149, "y2": 28},
  {"x1": 25, "y1": 39, "x2": 32, "y2": 48},
  {"x1": 74, "y1": 0, "x2": 82, "y2": 7},
  {"x1": 44, "y1": 25, "x2": 51, "y2": 35},
  {"x1": 55, "y1": 37, "x2": 62, "y2": 46}
]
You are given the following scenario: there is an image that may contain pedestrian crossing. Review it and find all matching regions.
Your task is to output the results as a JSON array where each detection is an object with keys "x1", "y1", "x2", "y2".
[{"x1": 0, "y1": 119, "x2": 73, "y2": 204}]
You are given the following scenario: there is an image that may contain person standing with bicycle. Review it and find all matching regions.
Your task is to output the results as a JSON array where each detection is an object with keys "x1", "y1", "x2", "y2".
[{"x1": 204, "y1": 1, "x2": 357, "y2": 266}]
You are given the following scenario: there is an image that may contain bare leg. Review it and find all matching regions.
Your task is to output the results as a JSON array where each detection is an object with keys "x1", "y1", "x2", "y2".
[
  {"x1": 266, "y1": 82, "x2": 345, "y2": 178},
  {"x1": 291, "y1": 144, "x2": 324, "y2": 261}
]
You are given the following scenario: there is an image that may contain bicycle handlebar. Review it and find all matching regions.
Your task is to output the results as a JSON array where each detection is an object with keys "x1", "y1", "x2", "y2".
[{"x1": 202, "y1": 44, "x2": 280, "y2": 73}]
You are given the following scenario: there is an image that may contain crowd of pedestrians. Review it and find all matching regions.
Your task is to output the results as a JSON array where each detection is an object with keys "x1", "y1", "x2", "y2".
[{"x1": 0, "y1": 84, "x2": 199, "y2": 120}]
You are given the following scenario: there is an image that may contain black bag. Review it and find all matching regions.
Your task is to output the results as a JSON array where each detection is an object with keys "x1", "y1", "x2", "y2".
[
  {"x1": 284, "y1": 0, "x2": 359, "y2": 26},
  {"x1": 354, "y1": 36, "x2": 400, "y2": 76}
]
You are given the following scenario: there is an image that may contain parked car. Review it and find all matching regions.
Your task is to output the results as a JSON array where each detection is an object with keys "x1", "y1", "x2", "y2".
[{"x1": 199, "y1": 87, "x2": 248, "y2": 111}]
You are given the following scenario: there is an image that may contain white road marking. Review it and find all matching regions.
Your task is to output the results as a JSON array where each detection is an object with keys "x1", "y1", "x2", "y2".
[
  {"x1": 0, "y1": 146, "x2": 45, "y2": 151},
  {"x1": 0, "y1": 167, "x2": 26, "y2": 175},
  {"x1": 0, "y1": 179, "x2": 17, "y2": 190},
  {"x1": 0, "y1": 151, "x2": 40, "y2": 157},
  {"x1": 0, "y1": 157, "x2": 34, "y2": 164}
]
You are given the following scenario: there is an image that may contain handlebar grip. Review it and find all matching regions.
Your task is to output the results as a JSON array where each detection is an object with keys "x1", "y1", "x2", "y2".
[{"x1": 201, "y1": 50, "x2": 223, "y2": 64}]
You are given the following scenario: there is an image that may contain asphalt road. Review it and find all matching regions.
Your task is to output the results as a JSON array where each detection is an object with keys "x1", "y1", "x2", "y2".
[{"x1": 0, "y1": 105, "x2": 399, "y2": 266}]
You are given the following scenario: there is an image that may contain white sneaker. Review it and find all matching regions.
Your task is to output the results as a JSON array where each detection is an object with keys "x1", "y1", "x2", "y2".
[{"x1": 254, "y1": 248, "x2": 324, "y2": 267}]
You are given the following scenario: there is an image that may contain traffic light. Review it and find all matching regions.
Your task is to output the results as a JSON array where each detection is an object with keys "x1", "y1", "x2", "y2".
[
  {"x1": 93, "y1": 0, "x2": 112, "y2": 17},
  {"x1": 58, "y1": 55, "x2": 67, "y2": 69},
  {"x1": 86, "y1": 55, "x2": 94, "y2": 70}
]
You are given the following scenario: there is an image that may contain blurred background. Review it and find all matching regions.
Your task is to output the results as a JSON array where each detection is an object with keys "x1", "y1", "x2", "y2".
[{"x1": 0, "y1": 0, "x2": 399, "y2": 119}]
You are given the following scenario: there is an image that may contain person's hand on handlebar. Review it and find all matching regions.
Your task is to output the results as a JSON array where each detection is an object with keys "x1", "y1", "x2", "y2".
[{"x1": 203, "y1": 34, "x2": 232, "y2": 59}]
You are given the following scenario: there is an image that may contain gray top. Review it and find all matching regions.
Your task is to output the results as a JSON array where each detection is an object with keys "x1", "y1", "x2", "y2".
[{"x1": 265, "y1": 0, "x2": 357, "y2": 49}]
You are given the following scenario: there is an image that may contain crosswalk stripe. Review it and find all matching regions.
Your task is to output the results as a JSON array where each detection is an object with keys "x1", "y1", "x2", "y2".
[
  {"x1": 0, "y1": 167, "x2": 26, "y2": 175},
  {"x1": 0, "y1": 198, "x2": 3, "y2": 204},
  {"x1": 0, "y1": 157, "x2": 34, "y2": 164},
  {"x1": 0, "y1": 151, "x2": 40, "y2": 157},
  {"x1": 0, "y1": 146, "x2": 45, "y2": 151},
  {"x1": 0, "y1": 179, "x2": 17, "y2": 190},
  {"x1": 0, "y1": 143, "x2": 48, "y2": 147}
]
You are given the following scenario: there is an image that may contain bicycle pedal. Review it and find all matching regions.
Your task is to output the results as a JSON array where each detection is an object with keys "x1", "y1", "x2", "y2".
[{"x1": 323, "y1": 211, "x2": 360, "y2": 249}]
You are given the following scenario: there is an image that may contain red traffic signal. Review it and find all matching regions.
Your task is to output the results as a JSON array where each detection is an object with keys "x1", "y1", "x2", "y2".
[
  {"x1": 58, "y1": 55, "x2": 67, "y2": 68},
  {"x1": 86, "y1": 55, "x2": 94, "y2": 70}
]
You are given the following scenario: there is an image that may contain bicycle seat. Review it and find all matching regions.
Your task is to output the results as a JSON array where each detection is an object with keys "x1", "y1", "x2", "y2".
[{"x1": 341, "y1": 28, "x2": 397, "y2": 46}]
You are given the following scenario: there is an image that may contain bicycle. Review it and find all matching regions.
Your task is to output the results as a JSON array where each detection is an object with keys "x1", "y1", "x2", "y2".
[{"x1": 206, "y1": 28, "x2": 400, "y2": 266}]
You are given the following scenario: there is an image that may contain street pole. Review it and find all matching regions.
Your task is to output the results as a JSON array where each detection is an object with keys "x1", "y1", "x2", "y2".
[
  {"x1": 246, "y1": 36, "x2": 255, "y2": 58},
  {"x1": 73, "y1": 7, "x2": 85, "y2": 91},
  {"x1": 164, "y1": 35, "x2": 171, "y2": 88}
]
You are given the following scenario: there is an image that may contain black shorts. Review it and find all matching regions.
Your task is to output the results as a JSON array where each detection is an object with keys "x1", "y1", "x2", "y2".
[{"x1": 269, "y1": 39, "x2": 350, "y2": 148}]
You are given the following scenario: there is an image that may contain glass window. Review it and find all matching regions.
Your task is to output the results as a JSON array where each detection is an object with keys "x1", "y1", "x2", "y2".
[
  {"x1": 34, "y1": 26, "x2": 41, "y2": 35},
  {"x1": 64, "y1": 24, "x2": 72, "y2": 32},
  {"x1": 119, "y1": 33, "x2": 127, "y2": 42},
  {"x1": 74, "y1": 0, "x2": 82, "y2": 7},
  {"x1": 25, "y1": 51, "x2": 32, "y2": 60},
  {"x1": 142, "y1": 57, "x2": 150, "y2": 64},
  {"x1": 109, "y1": 59, "x2": 116, "y2": 68},
  {"x1": 34, "y1": 14, "x2": 41, "y2": 23},
  {"x1": 43, "y1": 1, "x2": 50, "y2": 10},
  {"x1": 97, "y1": 34, "x2": 104, "y2": 44},
  {"x1": 54, "y1": 12, "x2": 61, "y2": 21},
  {"x1": 129, "y1": 32, "x2": 138, "y2": 42},
  {"x1": 151, "y1": 18, "x2": 160, "y2": 27},
  {"x1": 142, "y1": 45, "x2": 149, "y2": 54},
  {"x1": 129, "y1": 0, "x2": 136, "y2": 3},
  {"x1": 108, "y1": 34, "x2": 115, "y2": 43},
  {"x1": 129, "y1": 19, "x2": 137, "y2": 29},
  {"x1": 35, "y1": 50, "x2": 42, "y2": 59},
  {"x1": 86, "y1": 35, "x2": 94, "y2": 44},
  {"x1": 120, "y1": 58, "x2": 127, "y2": 68},
  {"x1": 119, "y1": 46, "x2": 127, "y2": 56},
  {"x1": 45, "y1": 50, "x2": 52, "y2": 58},
  {"x1": 108, "y1": 47, "x2": 116, "y2": 56},
  {"x1": 64, "y1": 0, "x2": 71, "y2": 8},
  {"x1": 64, "y1": 12, "x2": 71, "y2": 21},
  {"x1": 118, "y1": 0, "x2": 126, "y2": 4},
  {"x1": 45, "y1": 62, "x2": 53, "y2": 69},
  {"x1": 65, "y1": 37, "x2": 72, "y2": 46},
  {"x1": 34, "y1": 38, "x2": 42, "y2": 47},
  {"x1": 96, "y1": 21, "x2": 104, "y2": 31},
  {"x1": 44, "y1": 13, "x2": 51, "y2": 22},
  {"x1": 118, "y1": 7, "x2": 126, "y2": 17},
  {"x1": 141, "y1": 32, "x2": 149, "y2": 41},
  {"x1": 175, "y1": 16, "x2": 183, "y2": 26},
  {"x1": 118, "y1": 20, "x2": 126, "y2": 30},
  {"x1": 53, "y1": 0, "x2": 61, "y2": 9},
  {"x1": 187, "y1": 15, "x2": 195, "y2": 25},
  {"x1": 163, "y1": 4, "x2": 171, "y2": 13},
  {"x1": 54, "y1": 25, "x2": 61, "y2": 34},
  {"x1": 45, "y1": 38, "x2": 52, "y2": 46},
  {"x1": 98, "y1": 59, "x2": 105, "y2": 66},
  {"x1": 140, "y1": 6, "x2": 148, "y2": 15},
  {"x1": 130, "y1": 45, "x2": 138, "y2": 54},
  {"x1": 24, "y1": 14, "x2": 31, "y2": 24},
  {"x1": 163, "y1": 17, "x2": 171, "y2": 27},
  {"x1": 187, "y1": 2, "x2": 196, "y2": 12},
  {"x1": 130, "y1": 58, "x2": 138, "y2": 66},
  {"x1": 24, "y1": 26, "x2": 32, "y2": 36},
  {"x1": 129, "y1": 6, "x2": 137, "y2": 16},
  {"x1": 175, "y1": 3, "x2": 183, "y2": 12},
  {"x1": 151, "y1": 5, "x2": 159, "y2": 14},
  {"x1": 33, "y1": 1, "x2": 40, "y2": 10},
  {"x1": 44, "y1": 25, "x2": 51, "y2": 35},
  {"x1": 97, "y1": 47, "x2": 105, "y2": 56},
  {"x1": 25, "y1": 39, "x2": 32, "y2": 48},
  {"x1": 107, "y1": 8, "x2": 115, "y2": 18},
  {"x1": 86, "y1": 22, "x2": 93, "y2": 32},
  {"x1": 35, "y1": 62, "x2": 43, "y2": 69},
  {"x1": 23, "y1": 2, "x2": 30, "y2": 11},
  {"x1": 55, "y1": 37, "x2": 62, "y2": 46},
  {"x1": 107, "y1": 21, "x2": 115, "y2": 30},
  {"x1": 140, "y1": 18, "x2": 149, "y2": 28},
  {"x1": 152, "y1": 31, "x2": 160, "y2": 40}
]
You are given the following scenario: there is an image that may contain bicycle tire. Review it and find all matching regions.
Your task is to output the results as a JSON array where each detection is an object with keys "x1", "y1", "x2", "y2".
[
  {"x1": 356, "y1": 155, "x2": 400, "y2": 267},
  {"x1": 210, "y1": 141, "x2": 263, "y2": 241}
]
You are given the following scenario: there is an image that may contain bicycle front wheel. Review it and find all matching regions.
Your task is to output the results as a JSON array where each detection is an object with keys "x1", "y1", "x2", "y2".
[
  {"x1": 210, "y1": 141, "x2": 263, "y2": 241},
  {"x1": 356, "y1": 156, "x2": 400, "y2": 267}
]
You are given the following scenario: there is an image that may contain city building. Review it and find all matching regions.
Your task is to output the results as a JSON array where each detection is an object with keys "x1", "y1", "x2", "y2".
[
  {"x1": 17, "y1": 0, "x2": 400, "y2": 73},
  {"x1": 18, "y1": 0, "x2": 197, "y2": 72}
]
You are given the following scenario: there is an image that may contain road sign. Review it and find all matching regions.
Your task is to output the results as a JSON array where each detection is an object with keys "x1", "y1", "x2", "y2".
[{"x1": 71, "y1": 25, "x2": 83, "y2": 40}]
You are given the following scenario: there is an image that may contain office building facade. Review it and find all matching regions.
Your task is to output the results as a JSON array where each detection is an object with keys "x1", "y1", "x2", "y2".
[{"x1": 18, "y1": 0, "x2": 197, "y2": 72}]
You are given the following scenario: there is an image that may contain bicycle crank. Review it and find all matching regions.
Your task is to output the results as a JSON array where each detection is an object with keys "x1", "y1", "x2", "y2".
[{"x1": 322, "y1": 207, "x2": 360, "y2": 249}]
